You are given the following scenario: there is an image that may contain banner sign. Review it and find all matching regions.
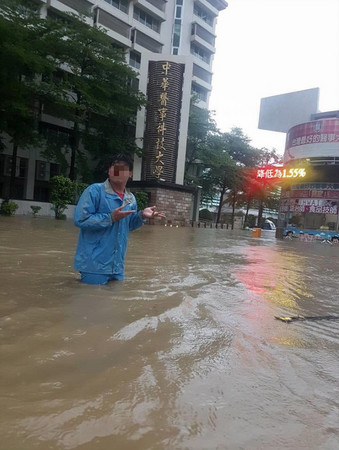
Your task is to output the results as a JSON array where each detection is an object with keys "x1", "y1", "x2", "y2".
[
  {"x1": 280, "y1": 198, "x2": 338, "y2": 214},
  {"x1": 281, "y1": 189, "x2": 339, "y2": 199},
  {"x1": 284, "y1": 119, "x2": 339, "y2": 163}
]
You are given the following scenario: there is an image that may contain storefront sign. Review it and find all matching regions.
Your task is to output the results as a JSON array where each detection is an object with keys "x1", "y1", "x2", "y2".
[
  {"x1": 281, "y1": 189, "x2": 339, "y2": 199},
  {"x1": 280, "y1": 197, "x2": 338, "y2": 214},
  {"x1": 284, "y1": 118, "x2": 339, "y2": 163}
]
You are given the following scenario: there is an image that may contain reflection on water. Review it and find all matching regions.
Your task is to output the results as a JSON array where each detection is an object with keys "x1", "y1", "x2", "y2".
[{"x1": 0, "y1": 217, "x2": 339, "y2": 450}]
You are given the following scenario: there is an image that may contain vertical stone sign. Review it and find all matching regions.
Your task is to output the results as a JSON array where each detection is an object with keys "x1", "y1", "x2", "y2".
[{"x1": 142, "y1": 61, "x2": 185, "y2": 183}]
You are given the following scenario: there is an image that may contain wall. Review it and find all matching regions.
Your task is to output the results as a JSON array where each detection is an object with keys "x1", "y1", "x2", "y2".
[
  {"x1": 131, "y1": 186, "x2": 193, "y2": 225},
  {"x1": 0, "y1": 198, "x2": 76, "y2": 219}
]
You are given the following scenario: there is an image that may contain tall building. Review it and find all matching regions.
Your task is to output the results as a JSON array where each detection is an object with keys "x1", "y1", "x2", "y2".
[
  {"x1": 258, "y1": 89, "x2": 339, "y2": 240},
  {"x1": 0, "y1": 0, "x2": 228, "y2": 222}
]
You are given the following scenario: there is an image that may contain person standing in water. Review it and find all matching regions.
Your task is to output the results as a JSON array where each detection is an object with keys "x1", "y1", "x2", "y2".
[{"x1": 74, "y1": 153, "x2": 165, "y2": 285}]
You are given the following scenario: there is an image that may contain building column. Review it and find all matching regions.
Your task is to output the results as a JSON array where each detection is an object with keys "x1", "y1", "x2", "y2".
[{"x1": 24, "y1": 156, "x2": 36, "y2": 200}]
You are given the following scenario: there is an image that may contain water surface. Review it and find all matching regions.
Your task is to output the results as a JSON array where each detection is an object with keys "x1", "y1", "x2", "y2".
[{"x1": 0, "y1": 217, "x2": 338, "y2": 450}]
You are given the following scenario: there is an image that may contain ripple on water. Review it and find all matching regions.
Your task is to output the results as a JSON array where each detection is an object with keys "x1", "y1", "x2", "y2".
[{"x1": 1, "y1": 222, "x2": 339, "y2": 450}]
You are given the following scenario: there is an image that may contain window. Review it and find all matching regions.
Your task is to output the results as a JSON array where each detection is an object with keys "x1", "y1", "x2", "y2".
[
  {"x1": 112, "y1": 42, "x2": 125, "y2": 52},
  {"x1": 172, "y1": 1, "x2": 183, "y2": 55},
  {"x1": 50, "y1": 163, "x2": 60, "y2": 178},
  {"x1": 128, "y1": 77, "x2": 139, "y2": 91},
  {"x1": 173, "y1": 20, "x2": 181, "y2": 47},
  {"x1": 191, "y1": 83, "x2": 208, "y2": 102},
  {"x1": 104, "y1": 0, "x2": 128, "y2": 14},
  {"x1": 193, "y1": 23, "x2": 215, "y2": 46},
  {"x1": 18, "y1": 158, "x2": 28, "y2": 179},
  {"x1": 133, "y1": 7, "x2": 160, "y2": 33},
  {"x1": 191, "y1": 43, "x2": 211, "y2": 64},
  {"x1": 193, "y1": 3, "x2": 214, "y2": 27},
  {"x1": 40, "y1": 123, "x2": 71, "y2": 147},
  {"x1": 193, "y1": 63, "x2": 212, "y2": 84},
  {"x1": 129, "y1": 51, "x2": 141, "y2": 69},
  {"x1": 0, "y1": 155, "x2": 4, "y2": 177}
]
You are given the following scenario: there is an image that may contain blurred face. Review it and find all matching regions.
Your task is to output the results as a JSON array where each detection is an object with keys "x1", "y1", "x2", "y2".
[{"x1": 108, "y1": 161, "x2": 132, "y2": 184}]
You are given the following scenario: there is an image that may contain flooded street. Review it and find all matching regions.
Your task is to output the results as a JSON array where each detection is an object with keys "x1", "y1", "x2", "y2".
[{"x1": 0, "y1": 217, "x2": 338, "y2": 450}]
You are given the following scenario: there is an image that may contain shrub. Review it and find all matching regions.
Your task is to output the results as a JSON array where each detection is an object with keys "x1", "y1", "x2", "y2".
[
  {"x1": 244, "y1": 214, "x2": 256, "y2": 228},
  {"x1": 49, "y1": 176, "x2": 75, "y2": 219},
  {"x1": 134, "y1": 190, "x2": 149, "y2": 211},
  {"x1": 74, "y1": 182, "x2": 89, "y2": 203},
  {"x1": 199, "y1": 208, "x2": 212, "y2": 221},
  {"x1": 0, "y1": 200, "x2": 19, "y2": 216},
  {"x1": 30, "y1": 205, "x2": 41, "y2": 217}
]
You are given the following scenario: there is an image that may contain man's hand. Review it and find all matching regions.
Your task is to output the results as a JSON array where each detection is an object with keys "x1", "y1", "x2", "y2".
[
  {"x1": 142, "y1": 206, "x2": 166, "y2": 219},
  {"x1": 111, "y1": 205, "x2": 136, "y2": 222}
]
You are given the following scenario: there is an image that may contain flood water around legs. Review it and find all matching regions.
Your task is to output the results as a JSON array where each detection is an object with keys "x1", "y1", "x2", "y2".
[{"x1": 0, "y1": 216, "x2": 339, "y2": 450}]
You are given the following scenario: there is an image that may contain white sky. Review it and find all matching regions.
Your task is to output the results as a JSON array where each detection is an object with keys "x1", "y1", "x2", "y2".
[{"x1": 209, "y1": 0, "x2": 339, "y2": 155}]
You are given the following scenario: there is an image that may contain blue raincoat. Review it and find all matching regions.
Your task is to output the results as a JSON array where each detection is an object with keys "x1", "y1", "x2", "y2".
[{"x1": 74, "y1": 179, "x2": 144, "y2": 278}]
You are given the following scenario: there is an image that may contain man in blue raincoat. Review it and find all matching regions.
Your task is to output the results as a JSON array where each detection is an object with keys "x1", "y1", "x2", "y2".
[{"x1": 74, "y1": 154, "x2": 165, "y2": 285}]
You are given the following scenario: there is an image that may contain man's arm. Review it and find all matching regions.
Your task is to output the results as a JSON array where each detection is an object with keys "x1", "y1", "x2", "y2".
[
  {"x1": 74, "y1": 185, "x2": 112, "y2": 229},
  {"x1": 128, "y1": 199, "x2": 146, "y2": 231},
  {"x1": 129, "y1": 205, "x2": 166, "y2": 231}
]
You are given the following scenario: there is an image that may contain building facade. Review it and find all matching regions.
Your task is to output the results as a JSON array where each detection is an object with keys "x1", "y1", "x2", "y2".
[
  {"x1": 0, "y1": 0, "x2": 227, "y2": 222},
  {"x1": 280, "y1": 111, "x2": 339, "y2": 241}
]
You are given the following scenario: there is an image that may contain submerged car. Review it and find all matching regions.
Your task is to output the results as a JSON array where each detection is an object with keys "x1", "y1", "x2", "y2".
[{"x1": 262, "y1": 219, "x2": 276, "y2": 231}]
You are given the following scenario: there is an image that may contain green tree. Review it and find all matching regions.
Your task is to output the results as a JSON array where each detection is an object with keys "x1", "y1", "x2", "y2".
[
  {"x1": 221, "y1": 143, "x2": 281, "y2": 227},
  {"x1": 199, "y1": 134, "x2": 236, "y2": 223},
  {"x1": 184, "y1": 102, "x2": 218, "y2": 185},
  {"x1": 1, "y1": 1, "x2": 146, "y2": 194},
  {"x1": 43, "y1": 11, "x2": 145, "y2": 181},
  {"x1": 0, "y1": 0, "x2": 58, "y2": 197},
  {"x1": 224, "y1": 128, "x2": 260, "y2": 167},
  {"x1": 222, "y1": 166, "x2": 245, "y2": 229},
  {"x1": 233, "y1": 168, "x2": 258, "y2": 228},
  {"x1": 200, "y1": 129, "x2": 260, "y2": 225},
  {"x1": 253, "y1": 148, "x2": 281, "y2": 226}
]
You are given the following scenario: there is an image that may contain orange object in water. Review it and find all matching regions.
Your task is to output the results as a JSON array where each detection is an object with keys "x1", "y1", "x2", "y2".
[{"x1": 251, "y1": 228, "x2": 262, "y2": 238}]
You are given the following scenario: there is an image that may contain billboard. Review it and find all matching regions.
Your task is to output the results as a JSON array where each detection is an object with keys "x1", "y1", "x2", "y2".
[
  {"x1": 280, "y1": 197, "x2": 338, "y2": 214},
  {"x1": 284, "y1": 118, "x2": 339, "y2": 163},
  {"x1": 258, "y1": 88, "x2": 319, "y2": 133}
]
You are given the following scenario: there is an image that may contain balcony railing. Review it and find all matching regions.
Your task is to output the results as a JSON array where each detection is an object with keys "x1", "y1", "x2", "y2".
[
  {"x1": 57, "y1": 0, "x2": 92, "y2": 14},
  {"x1": 193, "y1": 63, "x2": 212, "y2": 84},
  {"x1": 144, "y1": 0, "x2": 166, "y2": 12},
  {"x1": 133, "y1": 29, "x2": 163, "y2": 53},
  {"x1": 204, "y1": 0, "x2": 228, "y2": 11},
  {"x1": 97, "y1": 8, "x2": 131, "y2": 38}
]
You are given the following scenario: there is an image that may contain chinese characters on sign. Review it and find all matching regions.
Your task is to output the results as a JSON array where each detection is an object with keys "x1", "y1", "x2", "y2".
[
  {"x1": 279, "y1": 198, "x2": 338, "y2": 214},
  {"x1": 256, "y1": 167, "x2": 307, "y2": 179},
  {"x1": 281, "y1": 205, "x2": 338, "y2": 214},
  {"x1": 290, "y1": 183, "x2": 339, "y2": 190},
  {"x1": 285, "y1": 119, "x2": 339, "y2": 152},
  {"x1": 291, "y1": 133, "x2": 339, "y2": 147},
  {"x1": 143, "y1": 60, "x2": 184, "y2": 182},
  {"x1": 153, "y1": 61, "x2": 171, "y2": 179}
]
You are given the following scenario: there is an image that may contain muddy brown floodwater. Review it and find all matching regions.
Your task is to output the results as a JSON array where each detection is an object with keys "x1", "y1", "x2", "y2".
[{"x1": 0, "y1": 216, "x2": 339, "y2": 450}]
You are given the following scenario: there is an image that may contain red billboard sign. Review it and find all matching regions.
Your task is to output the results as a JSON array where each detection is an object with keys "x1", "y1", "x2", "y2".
[{"x1": 284, "y1": 118, "x2": 339, "y2": 163}]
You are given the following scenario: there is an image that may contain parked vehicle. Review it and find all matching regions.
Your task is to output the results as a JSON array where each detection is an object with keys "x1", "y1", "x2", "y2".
[{"x1": 262, "y1": 219, "x2": 276, "y2": 231}]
